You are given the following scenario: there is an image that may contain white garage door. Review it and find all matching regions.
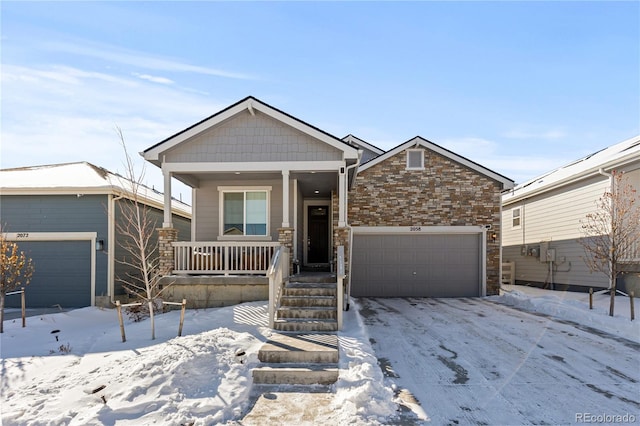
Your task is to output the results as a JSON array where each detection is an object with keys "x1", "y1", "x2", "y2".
[{"x1": 351, "y1": 231, "x2": 483, "y2": 297}]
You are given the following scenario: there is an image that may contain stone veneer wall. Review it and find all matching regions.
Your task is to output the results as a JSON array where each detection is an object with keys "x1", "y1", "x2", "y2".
[
  {"x1": 157, "y1": 228, "x2": 178, "y2": 276},
  {"x1": 349, "y1": 148, "x2": 503, "y2": 294},
  {"x1": 278, "y1": 227, "x2": 295, "y2": 275}
]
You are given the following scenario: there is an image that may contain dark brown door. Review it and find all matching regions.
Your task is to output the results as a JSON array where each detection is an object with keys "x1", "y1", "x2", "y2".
[{"x1": 307, "y1": 205, "x2": 329, "y2": 263}]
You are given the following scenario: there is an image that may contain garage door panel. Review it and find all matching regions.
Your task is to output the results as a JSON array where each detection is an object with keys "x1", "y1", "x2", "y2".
[
  {"x1": 351, "y1": 232, "x2": 481, "y2": 298},
  {"x1": 5, "y1": 241, "x2": 91, "y2": 308}
]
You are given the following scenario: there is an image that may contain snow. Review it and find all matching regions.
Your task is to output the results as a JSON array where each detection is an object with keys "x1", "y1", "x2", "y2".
[
  {"x1": 0, "y1": 162, "x2": 190, "y2": 216},
  {"x1": 1, "y1": 287, "x2": 639, "y2": 425}
]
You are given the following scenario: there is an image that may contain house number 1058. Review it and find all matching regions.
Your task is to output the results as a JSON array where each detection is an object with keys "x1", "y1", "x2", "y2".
[{"x1": 410, "y1": 227, "x2": 422, "y2": 232}]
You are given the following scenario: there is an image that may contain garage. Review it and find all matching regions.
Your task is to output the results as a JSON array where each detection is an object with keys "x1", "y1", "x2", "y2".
[
  {"x1": 350, "y1": 229, "x2": 484, "y2": 297},
  {"x1": 5, "y1": 234, "x2": 95, "y2": 309}
]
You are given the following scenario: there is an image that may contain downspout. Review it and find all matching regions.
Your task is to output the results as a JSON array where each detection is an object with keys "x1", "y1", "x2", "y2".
[
  {"x1": 343, "y1": 150, "x2": 363, "y2": 311},
  {"x1": 109, "y1": 193, "x2": 126, "y2": 305},
  {"x1": 598, "y1": 168, "x2": 615, "y2": 293}
]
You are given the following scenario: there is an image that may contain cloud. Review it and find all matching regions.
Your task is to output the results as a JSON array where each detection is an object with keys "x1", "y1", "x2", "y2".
[
  {"x1": 132, "y1": 72, "x2": 174, "y2": 85},
  {"x1": 42, "y1": 40, "x2": 257, "y2": 80},
  {"x1": 502, "y1": 128, "x2": 567, "y2": 140}
]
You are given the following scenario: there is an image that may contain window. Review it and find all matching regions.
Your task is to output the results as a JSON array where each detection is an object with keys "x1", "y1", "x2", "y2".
[
  {"x1": 219, "y1": 188, "x2": 270, "y2": 236},
  {"x1": 406, "y1": 149, "x2": 425, "y2": 170},
  {"x1": 512, "y1": 208, "x2": 521, "y2": 228}
]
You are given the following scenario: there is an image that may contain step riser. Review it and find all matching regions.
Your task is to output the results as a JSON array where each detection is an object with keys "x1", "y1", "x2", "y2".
[
  {"x1": 274, "y1": 322, "x2": 338, "y2": 332},
  {"x1": 283, "y1": 288, "x2": 336, "y2": 297},
  {"x1": 281, "y1": 298, "x2": 336, "y2": 307},
  {"x1": 289, "y1": 276, "x2": 336, "y2": 284},
  {"x1": 277, "y1": 309, "x2": 336, "y2": 319},
  {"x1": 258, "y1": 351, "x2": 339, "y2": 364},
  {"x1": 252, "y1": 369, "x2": 338, "y2": 385}
]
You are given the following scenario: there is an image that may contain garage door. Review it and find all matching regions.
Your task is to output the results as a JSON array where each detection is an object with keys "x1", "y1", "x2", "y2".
[
  {"x1": 5, "y1": 241, "x2": 92, "y2": 308},
  {"x1": 351, "y1": 233, "x2": 482, "y2": 297}
]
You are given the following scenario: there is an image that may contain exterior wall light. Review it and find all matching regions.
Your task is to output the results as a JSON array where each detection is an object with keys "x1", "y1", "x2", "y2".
[{"x1": 96, "y1": 240, "x2": 104, "y2": 251}]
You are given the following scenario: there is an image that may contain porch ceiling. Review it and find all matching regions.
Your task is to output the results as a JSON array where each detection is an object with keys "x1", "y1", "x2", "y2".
[{"x1": 174, "y1": 171, "x2": 337, "y2": 198}]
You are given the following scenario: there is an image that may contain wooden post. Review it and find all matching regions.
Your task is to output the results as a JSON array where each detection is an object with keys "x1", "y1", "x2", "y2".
[
  {"x1": 630, "y1": 292, "x2": 635, "y2": 321},
  {"x1": 589, "y1": 288, "x2": 593, "y2": 310},
  {"x1": 178, "y1": 299, "x2": 186, "y2": 337},
  {"x1": 116, "y1": 301, "x2": 126, "y2": 342},
  {"x1": 21, "y1": 287, "x2": 26, "y2": 328}
]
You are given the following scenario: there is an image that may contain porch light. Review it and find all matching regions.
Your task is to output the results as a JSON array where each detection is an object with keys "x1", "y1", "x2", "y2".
[
  {"x1": 95, "y1": 240, "x2": 104, "y2": 251},
  {"x1": 314, "y1": 190, "x2": 320, "y2": 194}
]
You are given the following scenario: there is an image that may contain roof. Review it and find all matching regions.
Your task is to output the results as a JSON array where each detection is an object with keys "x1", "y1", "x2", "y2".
[
  {"x1": 503, "y1": 135, "x2": 640, "y2": 205},
  {"x1": 342, "y1": 134, "x2": 385, "y2": 155},
  {"x1": 142, "y1": 96, "x2": 359, "y2": 165},
  {"x1": 0, "y1": 162, "x2": 191, "y2": 218},
  {"x1": 358, "y1": 136, "x2": 515, "y2": 190}
]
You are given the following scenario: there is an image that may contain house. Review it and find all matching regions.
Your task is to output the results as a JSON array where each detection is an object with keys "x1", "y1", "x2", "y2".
[
  {"x1": 0, "y1": 162, "x2": 191, "y2": 308},
  {"x1": 141, "y1": 96, "x2": 513, "y2": 310},
  {"x1": 501, "y1": 136, "x2": 640, "y2": 293}
]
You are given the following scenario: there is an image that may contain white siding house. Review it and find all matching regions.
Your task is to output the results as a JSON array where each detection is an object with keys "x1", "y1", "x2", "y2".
[{"x1": 501, "y1": 136, "x2": 640, "y2": 292}]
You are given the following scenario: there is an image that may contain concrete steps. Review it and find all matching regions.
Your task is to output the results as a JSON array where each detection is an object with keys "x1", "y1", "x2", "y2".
[
  {"x1": 253, "y1": 274, "x2": 339, "y2": 386},
  {"x1": 253, "y1": 333, "x2": 339, "y2": 385}
]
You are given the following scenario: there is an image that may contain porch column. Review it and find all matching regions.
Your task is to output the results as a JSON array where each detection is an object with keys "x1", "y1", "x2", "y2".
[
  {"x1": 162, "y1": 169, "x2": 173, "y2": 228},
  {"x1": 338, "y1": 166, "x2": 346, "y2": 227},
  {"x1": 282, "y1": 170, "x2": 290, "y2": 228},
  {"x1": 157, "y1": 227, "x2": 178, "y2": 276}
]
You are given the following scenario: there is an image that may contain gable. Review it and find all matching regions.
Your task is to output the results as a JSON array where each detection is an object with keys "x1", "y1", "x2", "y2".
[
  {"x1": 359, "y1": 137, "x2": 514, "y2": 190},
  {"x1": 163, "y1": 109, "x2": 344, "y2": 163}
]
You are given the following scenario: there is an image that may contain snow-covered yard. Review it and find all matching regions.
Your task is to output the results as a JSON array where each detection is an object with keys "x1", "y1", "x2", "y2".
[{"x1": 1, "y1": 286, "x2": 639, "y2": 425}]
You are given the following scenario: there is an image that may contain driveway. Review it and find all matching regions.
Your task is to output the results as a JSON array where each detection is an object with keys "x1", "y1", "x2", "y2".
[{"x1": 359, "y1": 297, "x2": 640, "y2": 425}]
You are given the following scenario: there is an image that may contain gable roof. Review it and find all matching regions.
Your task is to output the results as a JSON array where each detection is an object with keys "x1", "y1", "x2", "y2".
[
  {"x1": 503, "y1": 135, "x2": 640, "y2": 204},
  {"x1": 0, "y1": 162, "x2": 191, "y2": 217},
  {"x1": 142, "y1": 96, "x2": 359, "y2": 165},
  {"x1": 358, "y1": 136, "x2": 514, "y2": 189},
  {"x1": 342, "y1": 134, "x2": 385, "y2": 156}
]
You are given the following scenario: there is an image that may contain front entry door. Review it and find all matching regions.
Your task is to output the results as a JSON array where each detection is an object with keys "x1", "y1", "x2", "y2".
[{"x1": 307, "y1": 205, "x2": 329, "y2": 264}]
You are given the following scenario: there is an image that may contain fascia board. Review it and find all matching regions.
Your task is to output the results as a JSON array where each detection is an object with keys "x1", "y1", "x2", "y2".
[{"x1": 502, "y1": 152, "x2": 640, "y2": 206}]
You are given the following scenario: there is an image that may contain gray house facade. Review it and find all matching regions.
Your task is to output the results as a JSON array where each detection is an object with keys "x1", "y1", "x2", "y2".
[
  {"x1": 501, "y1": 136, "x2": 640, "y2": 293},
  {"x1": 0, "y1": 162, "x2": 191, "y2": 308},
  {"x1": 143, "y1": 96, "x2": 514, "y2": 305}
]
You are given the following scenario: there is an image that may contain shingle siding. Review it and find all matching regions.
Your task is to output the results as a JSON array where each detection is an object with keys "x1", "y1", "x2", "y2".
[{"x1": 164, "y1": 110, "x2": 343, "y2": 163}]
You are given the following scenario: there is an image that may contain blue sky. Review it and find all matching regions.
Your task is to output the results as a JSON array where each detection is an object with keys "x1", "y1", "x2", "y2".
[{"x1": 2, "y1": 1, "x2": 639, "y2": 202}]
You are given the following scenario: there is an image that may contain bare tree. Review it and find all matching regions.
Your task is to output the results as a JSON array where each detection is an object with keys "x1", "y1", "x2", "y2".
[
  {"x1": 114, "y1": 128, "x2": 168, "y2": 339},
  {"x1": 580, "y1": 170, "x2": 640, "y2": 316},
  {"x1": 0, "y1": 225, "x2": 34, "y2": 333}
]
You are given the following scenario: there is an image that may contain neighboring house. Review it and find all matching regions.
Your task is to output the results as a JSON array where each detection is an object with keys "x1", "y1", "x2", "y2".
[
  {"x1": 501, "y1": 136, "x2": 640, "y2": 293},
  {"x1": 0, "y1": 162, "x2": 191, "y2": 308},
  {"x1": 142, "y1": 96, "x2": 514, "y2": 306}
]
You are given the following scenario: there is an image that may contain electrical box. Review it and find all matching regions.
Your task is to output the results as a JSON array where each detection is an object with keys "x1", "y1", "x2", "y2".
[
  {"x1": 546, "y1": 248, "x2": 556, "y2": 262},
  {"x1": 528, "y1": 245, "x2": 540, "y2": 258},
  {"x1": 540, "y1": 242, "x2": 549, "y2": 263},
  {"x1": 520, "y1": 245, "x2": 528, "y2": 256}
]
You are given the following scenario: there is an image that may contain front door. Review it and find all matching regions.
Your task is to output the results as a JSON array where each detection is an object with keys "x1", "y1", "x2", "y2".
[{"x1": 307, "y1": 205, "x2": 329, "y2": 264}]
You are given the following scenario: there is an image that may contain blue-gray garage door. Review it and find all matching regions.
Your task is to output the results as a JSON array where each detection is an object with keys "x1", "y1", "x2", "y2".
[
  {"x1": 5, "y1": 241, "x2": 91, "y2": 308},
  {"x1": 351, "y1": 233, "x2": 482, "y2": 297}
]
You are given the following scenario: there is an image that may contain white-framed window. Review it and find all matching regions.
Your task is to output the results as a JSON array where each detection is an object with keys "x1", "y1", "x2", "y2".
[
  {"x1": 218, "y1": 187, "x2": 271, "y2": 237},
  {"x1": 512, "y1": 207, "x2": 521, "y2": 228},
  {"x1": 406, "y1": 149, "x2": 425, "y2": 170}
]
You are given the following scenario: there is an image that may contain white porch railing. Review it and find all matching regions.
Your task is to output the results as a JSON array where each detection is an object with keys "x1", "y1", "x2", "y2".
[
  {"x1": 268, "y1": 246, "x2": 289, "y2": 328},
  {"x1": 172, "y1": 241, "x2": 280, "y2": 275},
  {"x1": 336, "y1": 245, "x2": 345, "y2": 330}
]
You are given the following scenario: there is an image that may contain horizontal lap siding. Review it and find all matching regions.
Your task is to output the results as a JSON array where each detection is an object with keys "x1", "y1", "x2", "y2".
[
  {"x1": 194, "y1": 178, "x2": 285, "y2": 242},
  {"x1": 0, "y1": 195, "x2": 108, "y2": 298}
]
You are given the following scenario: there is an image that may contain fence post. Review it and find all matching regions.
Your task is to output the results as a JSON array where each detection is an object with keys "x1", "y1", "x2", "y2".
[
  {"x1": 630, "y1": 292, "x2": 635, "y2": 321},
  {"x1": 21, "y1": 287, "x2": 26, "y2": 328},
  {"x1": 178, "y1": 299, "x2": 186, "y2": 337},
  {"x1": 589, "y1": 288, "x2": 593, "y2": 310},
  {"x1": 116, "y1": 301, "x2": 126, "y2": 342}
]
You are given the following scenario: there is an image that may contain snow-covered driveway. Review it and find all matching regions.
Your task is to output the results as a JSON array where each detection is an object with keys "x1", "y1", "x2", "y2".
[{"x1": 359, "y1": 297, "x2": 640, "y2": 425}]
